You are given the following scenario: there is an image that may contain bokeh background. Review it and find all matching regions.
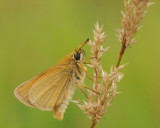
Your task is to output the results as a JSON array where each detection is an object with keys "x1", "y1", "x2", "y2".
[{"x1": 0, "y1": 0, "x2": 160, "y2": 128}]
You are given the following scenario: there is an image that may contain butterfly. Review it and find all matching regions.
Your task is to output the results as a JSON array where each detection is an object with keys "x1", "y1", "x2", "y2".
[{"x1": 14, "y1": 39, "x2": 91, "y2": 120}]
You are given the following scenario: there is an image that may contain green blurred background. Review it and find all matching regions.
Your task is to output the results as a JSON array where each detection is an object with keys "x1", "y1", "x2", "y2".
[{"x1": 0, "y1": 0, "x2": 160, "y2": 128}]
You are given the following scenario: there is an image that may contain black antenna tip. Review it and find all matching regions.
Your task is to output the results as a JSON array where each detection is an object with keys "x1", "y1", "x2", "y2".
[{"x1": 86, "y1": 38, "x2": 89, "y2": 42}]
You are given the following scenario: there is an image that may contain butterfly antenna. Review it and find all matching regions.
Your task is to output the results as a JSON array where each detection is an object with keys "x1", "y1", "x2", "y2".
[{"x1": 80, "y1": 38, "x2": 89, "y2": 49}]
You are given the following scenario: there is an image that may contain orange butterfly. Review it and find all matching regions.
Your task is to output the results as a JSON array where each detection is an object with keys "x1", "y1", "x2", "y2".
[{"x1": 14, "y1": 39, "x2": 90, "y2": 120}]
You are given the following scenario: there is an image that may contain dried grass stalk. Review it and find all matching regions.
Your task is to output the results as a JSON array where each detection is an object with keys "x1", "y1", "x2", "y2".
[
  {"x1": 116, "y1": 0, "x2": 152, "y2": 67},
  {"x1": 75, "y1": 0, "x2": 151, "y2": 128}
]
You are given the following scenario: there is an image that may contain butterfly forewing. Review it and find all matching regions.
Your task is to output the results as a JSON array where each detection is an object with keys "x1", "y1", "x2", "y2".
[
  {"x1": 14, "y1": 63, "x2": 72, "y2": 111},
  {"x1": 14, "y1": 69, "x2": 51, "y2": 108},
  {"x1": 29, "y1": 67, "x2": 70, "y2": 111}
]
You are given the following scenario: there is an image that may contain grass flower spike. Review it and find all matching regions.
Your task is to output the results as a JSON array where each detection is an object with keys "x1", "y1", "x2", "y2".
[{"x1": 77, "y1": 23, "x2": 125, "y2": 128}]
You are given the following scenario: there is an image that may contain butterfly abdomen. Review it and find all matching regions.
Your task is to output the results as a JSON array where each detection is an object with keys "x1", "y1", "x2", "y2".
[{"x1": 53, "y1": 62, "x2": 86, "y2": 120}]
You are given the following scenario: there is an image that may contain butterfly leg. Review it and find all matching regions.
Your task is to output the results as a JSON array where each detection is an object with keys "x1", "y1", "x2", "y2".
[
  {"x1": 77, "y1": 82, "x2": 100, "y2": 95},
  {"x1": 78, "y1": 57, "x2": 96, "y2": 63},
  {"x1": 85, "y1": 70, "x2": 102, "y2": 79},
  {"x1": 86, "y1": 74, "x2": 93, "y2": 81},
  {"x1": 77, "y1": 85, "x2": 88, "y2": 98},
  {"x1": 83, "y1": 62, "x2": 91, "y2": 64}
]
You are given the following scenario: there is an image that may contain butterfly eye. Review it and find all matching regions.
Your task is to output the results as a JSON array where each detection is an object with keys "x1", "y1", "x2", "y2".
[{"x1": 74, "y1": 53, "x2": 80, "y2": 60}]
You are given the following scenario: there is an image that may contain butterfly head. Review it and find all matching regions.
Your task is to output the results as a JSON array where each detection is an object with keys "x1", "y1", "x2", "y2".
[
  {"x1": 73, "y1": 49, "x2": 85, "y2": 61},
  {"x1": 72, "y1": 38, "x2": 89, "y2": 61}
]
